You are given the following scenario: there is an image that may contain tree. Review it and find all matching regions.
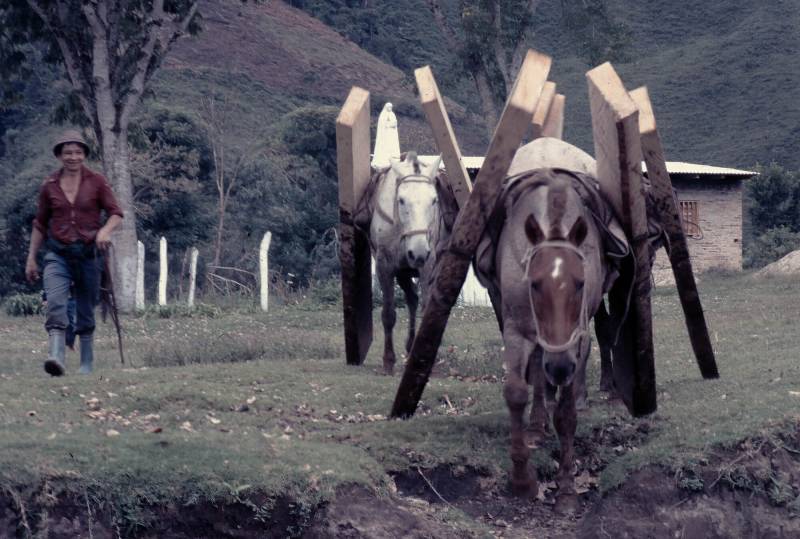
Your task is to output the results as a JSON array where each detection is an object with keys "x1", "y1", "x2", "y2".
[
  {"x1": 424, "y1": 0, "x2": 540, "y2": 138},
  {"x1": 198, "y1": 95, "x2": 263, "y2": 269},
  {"x1": 747, "y1": 163, "x2": 800, "y2": 233},
  {"x1": 1, "y1": 0, "x2": 202, "y2": 310}
]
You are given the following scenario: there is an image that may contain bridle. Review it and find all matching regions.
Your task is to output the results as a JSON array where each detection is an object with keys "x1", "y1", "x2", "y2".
[
  {"x1": 522, "y1": 240, "x2": 589, "y2": 354},
  {"x1": 374, "y1": 172, "x2": 438, "y2": 242}
]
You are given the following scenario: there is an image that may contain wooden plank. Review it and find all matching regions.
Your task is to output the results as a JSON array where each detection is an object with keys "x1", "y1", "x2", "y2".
[
  {"x1": 531, "y1": 81, "x2": 556, "y2": 139},
  {"x1": 336, "y1": 87, "x2": 373, "y2": 366},
  {"x1": 391, "y1": 50, "x2": 552, "y2": 419},
  {"x1": 415, "y1": 66, "x2": 473, "y2": 207},
  {"x1": 541, "y1": 93, "x2": 565, "y2": 139},
  {"x1": 586, "y1": 62, "x2": 656, "y2": 417},
  {"x1": 630, "y1": 86, "x2": 719, "y2": 379}
]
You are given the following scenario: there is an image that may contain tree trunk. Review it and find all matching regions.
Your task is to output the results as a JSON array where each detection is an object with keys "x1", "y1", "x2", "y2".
[
  {"x1": 473, "y1": 71, "x2": 499, "y2": 140},
  {"x1": 100, "y1": 129, "x2": 138, "y2": 312}
]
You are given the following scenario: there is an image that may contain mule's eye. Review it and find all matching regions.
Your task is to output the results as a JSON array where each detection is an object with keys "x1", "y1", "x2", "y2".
[
  {"x1": 399, "y1": 198, "x2": 406, "y2": 206},
  {"x1": 575, "y1": 281, "x2": 584, "y2": 292},
  {"x1": 530, "y1": 281, "x2": 541, "y2": 292},
  {"x1": 432, "y1": 197, "x2": 438, "y2": 206}
]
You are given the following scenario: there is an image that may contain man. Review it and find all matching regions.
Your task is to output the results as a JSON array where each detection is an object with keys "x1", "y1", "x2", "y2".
[{"x1": 25, "y1": 130, "x2": 123, "y2": 376}]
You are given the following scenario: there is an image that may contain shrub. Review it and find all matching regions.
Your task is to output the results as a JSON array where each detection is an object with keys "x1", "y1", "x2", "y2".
[
  {"x1": 3, "y1": 292, "x2": 43, "y2": 316},
  {"x1": 744, "y1": 226, "x2": 800, "y2": 268}
]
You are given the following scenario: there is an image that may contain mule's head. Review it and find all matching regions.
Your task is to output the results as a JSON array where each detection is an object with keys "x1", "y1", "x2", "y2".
[
  {"x1": 390, "y1": 152, "x2": 442, "y2": 268},
  {"x1": 524, "y1": 210, "x2": 589, "y2": 387}
]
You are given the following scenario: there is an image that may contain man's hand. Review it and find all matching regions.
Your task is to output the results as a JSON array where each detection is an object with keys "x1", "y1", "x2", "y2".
[
  {"x1": 25, "y1": 258, "x2": 40, "y2": 283},
  {"x1": 96, "y1": 228, "x2": 112, "y2": 250}
]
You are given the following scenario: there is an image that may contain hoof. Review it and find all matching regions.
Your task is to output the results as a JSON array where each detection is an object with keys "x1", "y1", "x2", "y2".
[
  {"x1": 510, "y1": 478, "x2": 537, "y2": 499},
  {"x1": 44, "y1": 359, "x2": 65, "y2": 377},
  {"x1": 554, "y1": 493, "x2": 578, "y2": 515},
  {"x1": 576, "y1": 396, "x2": 588, "y2": 411},
  {"x1": 382, "y1": 365, "x2": 395, "y2": 376},
  {"x1": 524, "y1": 427, "x2": 547, "y2": 448}
]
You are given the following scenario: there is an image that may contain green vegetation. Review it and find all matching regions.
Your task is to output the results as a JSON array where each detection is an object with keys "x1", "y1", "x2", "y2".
[{"x1": 0, "y1": 273, "x2": 798, "y2": 534}]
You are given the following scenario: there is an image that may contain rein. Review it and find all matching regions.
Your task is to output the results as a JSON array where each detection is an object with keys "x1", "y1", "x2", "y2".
[{"x1": 523, "y1": 240, "x2": 589, "y2": 354}]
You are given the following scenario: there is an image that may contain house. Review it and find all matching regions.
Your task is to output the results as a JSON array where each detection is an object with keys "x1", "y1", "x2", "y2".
[{"x1": 647, "y1": 162, "x2": 755, "y2": 283}]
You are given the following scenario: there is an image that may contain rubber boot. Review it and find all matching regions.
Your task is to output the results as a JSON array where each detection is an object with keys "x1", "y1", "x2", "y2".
[
  {"x1": 44, "y1": 329, "x2": 66, "y2": 376},
  {"x1": 79, "y1": 334, "x2": 94, "y2": 374}
]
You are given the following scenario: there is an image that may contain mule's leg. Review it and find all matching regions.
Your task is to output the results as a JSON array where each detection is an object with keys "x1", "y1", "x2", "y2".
[
  {"x1": 574, "y1": 337, "x2": 591, "y2": 411},
  {"x1": 526, "y1": 347, "x2": 550, "y2": 447},
  {"x1": 397, "y1": 271, "x2": 418, "y2": 354},
  {"x1": 594, "y1": 299, "x2": 616, "y2": 394},
  {"x1": 377, "y1": 264, "x2": 397, "y2": 375},
  {"x1": 503, "y1": 328, "x2": 538, "y2": 497},
  {"x1": 553, "y1": 383, "x2": 578, "y2": 515}
]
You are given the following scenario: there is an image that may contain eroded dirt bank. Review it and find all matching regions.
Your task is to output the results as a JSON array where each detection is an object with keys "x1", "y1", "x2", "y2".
[{"x1": 2, "y1": 436, "x2": 798, "y2": 538}]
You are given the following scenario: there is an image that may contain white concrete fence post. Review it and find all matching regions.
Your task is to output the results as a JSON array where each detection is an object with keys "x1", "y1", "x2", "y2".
[
  {"x1": 259, "y1": 231, "x2": 272, "y2": 312},
  {"x1": 135, "y1": 240, "x2": 145, "y2": 310},
  {"x1": 158, "y1": 236, "x2": 168, "y2": 306},
  {"x1": 188, "y1": 247, "x2": 199, "y2": 308}
]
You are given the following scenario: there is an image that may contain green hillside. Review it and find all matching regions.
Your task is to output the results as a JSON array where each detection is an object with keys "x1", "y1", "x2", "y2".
[
  {"x1": 1, "y1": 0, "x2": 798, "y2": 296},
  {"x1": 295, "y1": 0, "x2": 800, "y2": 169}
]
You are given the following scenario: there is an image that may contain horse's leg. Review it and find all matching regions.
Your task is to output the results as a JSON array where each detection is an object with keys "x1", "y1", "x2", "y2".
[
  {"x1": 594, "y1": 299, "x2": 616, "y2": 394},
  {"x1": 377, "y1": 264, "x2": 397, "y2": 375},
  {"x1": 553, "y1": 383, "x2": 578, "y2": 515},
  {"x1": 503, "y1": 327, "x2": 537, "y2": 497},
  {"x1": 526, "y1": 346, "x2": 550, "y2": 447},
  {"x1": 397, "y1": 271, "x2": 418, "y2": 354}
]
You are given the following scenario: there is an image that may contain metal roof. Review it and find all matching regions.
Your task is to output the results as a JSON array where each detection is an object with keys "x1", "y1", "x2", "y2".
[
  {"x1": 419, "y1": 155, "x2": 756, "y2": 177},
  {"x1": 642, "y1": 161, "x2": 756, "y2": 177}
]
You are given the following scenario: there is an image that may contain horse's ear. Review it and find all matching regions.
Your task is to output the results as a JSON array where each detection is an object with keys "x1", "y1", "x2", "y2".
[
  {"x1": 390, "y1": 157, "x2": 405, "y2": 178},
  {"x1": 568, "y1": 216, "x2": 588, "y2": 247},
  {"x1": 525, "y1": 214, "x2": 545, "y2": 245}
]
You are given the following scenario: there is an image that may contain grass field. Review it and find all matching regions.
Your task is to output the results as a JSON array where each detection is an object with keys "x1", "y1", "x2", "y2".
[{"x1": 0, "y1": 272, "x2": 798, "y2": 536}]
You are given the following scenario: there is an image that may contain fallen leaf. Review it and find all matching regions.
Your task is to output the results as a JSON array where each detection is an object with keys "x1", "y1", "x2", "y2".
[{"x1": 106, "y1": 429, "x2": 120, "y2": 437}]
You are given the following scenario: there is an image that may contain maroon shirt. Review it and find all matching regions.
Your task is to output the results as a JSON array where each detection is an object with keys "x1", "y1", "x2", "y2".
[{"x1": 33, "y1": 166, "x2": 124, "y2": 244}]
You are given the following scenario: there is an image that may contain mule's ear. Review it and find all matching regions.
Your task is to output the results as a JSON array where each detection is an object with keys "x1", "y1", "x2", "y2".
[
  {"x1": 568, "y1": 216, "x2": 588, "y2": 246},
  {"x1": 426, "y1": 155, "x2": 442, "y2": 179},
  {"x1": 525, "y1": 214, "x2": 545, "y2": 245},
  {"x1": 435, "y1": 175, "x2": 458, "y2": 231}
]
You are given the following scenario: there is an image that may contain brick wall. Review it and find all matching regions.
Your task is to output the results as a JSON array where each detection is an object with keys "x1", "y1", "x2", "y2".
[{"x1": 652, "y1": 177, "x2": 743, "y2": 283}]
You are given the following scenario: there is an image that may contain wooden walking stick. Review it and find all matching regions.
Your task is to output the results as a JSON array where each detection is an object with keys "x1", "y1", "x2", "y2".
[{"x1": 100, "y1": 244, "x2": 125, "y2": 365}]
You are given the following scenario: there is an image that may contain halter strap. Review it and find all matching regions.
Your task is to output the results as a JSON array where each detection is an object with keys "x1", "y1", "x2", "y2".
[{"x1": 523, "y1": 240, "x2": 589, "y2": 354}]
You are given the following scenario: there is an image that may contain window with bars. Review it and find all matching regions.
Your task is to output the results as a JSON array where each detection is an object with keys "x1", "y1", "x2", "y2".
[{"x1": 679, "y1": 200, "x2": 701, "y2": 237}]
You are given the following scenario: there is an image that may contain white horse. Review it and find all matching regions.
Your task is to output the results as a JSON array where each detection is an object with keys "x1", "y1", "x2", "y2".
[{"x1": 360, "y1": 152, "x2": 456, "y2": 374}]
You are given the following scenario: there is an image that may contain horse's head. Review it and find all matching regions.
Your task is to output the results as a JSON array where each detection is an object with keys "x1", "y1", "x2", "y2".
[
  {"x1": 389, "y1": 152, "x2": 442, "y2": 268},
  {"x1": 523, "y1": 181, "x2": 589, "y2": 388}
]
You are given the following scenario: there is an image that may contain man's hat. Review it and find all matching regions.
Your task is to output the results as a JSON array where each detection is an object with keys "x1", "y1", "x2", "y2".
[{"x1": 52, "y1": 129, "x2": 90, "y2": 157}]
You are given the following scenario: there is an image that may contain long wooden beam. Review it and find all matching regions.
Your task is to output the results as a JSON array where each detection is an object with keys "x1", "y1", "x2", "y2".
[
  {"x1": 337, "y1": 87, "x2": 373, "y2": 366},
  {"x1": 391, "y1": 50, "x2": 552, "y2": 419},
  {"x1": 531, "y1": 81, "x2": 556, "y2": 139},
  {"x1": 629, "y1": 86, "x2": 719, "y2": 379},
  {"x1": 587, "y1": 62, "x2": 656, "y2": 417},
  {"x1": 415, "y1": 66, "x2": 472, "y2": 207},
  {"x1": 541, "y1": 93, "x2": 565, "y2": 139}
]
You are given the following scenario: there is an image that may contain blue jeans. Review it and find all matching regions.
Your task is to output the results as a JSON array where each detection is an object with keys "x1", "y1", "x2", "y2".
[{"x1": 43, "y1": 250, "x2": 101, "y2": 336}]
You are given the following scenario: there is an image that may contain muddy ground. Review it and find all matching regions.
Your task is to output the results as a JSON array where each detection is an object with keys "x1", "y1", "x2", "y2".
[{"x1": 2, "y1": 433, "x2": 798, "y2": 539}]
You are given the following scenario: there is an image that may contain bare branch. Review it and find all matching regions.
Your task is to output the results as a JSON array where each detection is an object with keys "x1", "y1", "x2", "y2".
[
  {"x1": 25, "y1": 0, "x2": 95, "y2": 122},
  {"x1": 424, "y1": 0, "x2": 461, "y2": 51}
]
